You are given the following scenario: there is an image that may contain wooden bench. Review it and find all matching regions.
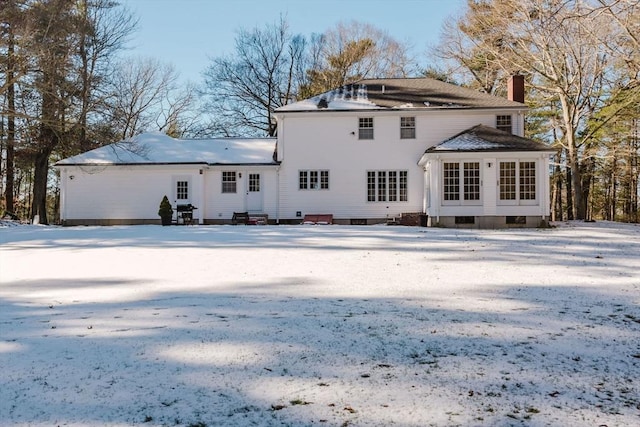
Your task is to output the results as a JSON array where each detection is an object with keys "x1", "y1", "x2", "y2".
[
  {"x1": 232, "y1": 212, "x2": 249, "y2": 225},
  {"x1": 302, "y1": 214, "x2": 333, "y2": 225},
  {"x1": 248, "y1": 215, "x2": 268, "y2": 225}
]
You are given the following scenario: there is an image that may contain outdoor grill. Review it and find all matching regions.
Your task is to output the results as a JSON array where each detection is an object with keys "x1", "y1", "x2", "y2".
[{"x1": 176, "y1": 204, "x2": 197, "y2": 225}]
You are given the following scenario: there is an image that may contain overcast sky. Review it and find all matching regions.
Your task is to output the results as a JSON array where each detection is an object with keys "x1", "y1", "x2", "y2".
[{"x1": 122, "y1": 0, "x2": 466, "y2": 84}]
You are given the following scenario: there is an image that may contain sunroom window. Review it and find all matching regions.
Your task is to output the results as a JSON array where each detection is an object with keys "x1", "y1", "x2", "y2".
[
  {"x1": 499, "y1": 161, "x2": 537, "y2": 204},
  {"x1": 442, "y1": 161, "x2": 481, "y2": 205}
]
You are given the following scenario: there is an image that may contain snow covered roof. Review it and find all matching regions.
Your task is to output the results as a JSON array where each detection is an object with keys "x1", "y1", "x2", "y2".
[
  {"x1": 55, "y1": 132, "x2": 278, "y2": 166},
  {"x1": 277, "y1": 78, "x2": 526, "y2": 112},
  {"x1": 424, "y1": 125, "x2": 553, "y2": 153}
]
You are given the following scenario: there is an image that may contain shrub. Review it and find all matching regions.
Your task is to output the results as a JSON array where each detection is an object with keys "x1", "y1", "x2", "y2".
[{"x1": 158, "y1": 195, "x2": 173, "y2": 225}]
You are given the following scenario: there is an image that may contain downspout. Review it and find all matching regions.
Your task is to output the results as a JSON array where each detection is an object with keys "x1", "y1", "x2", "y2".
[
  {"x1": 276, "y1": 165, "x2": 280, "y2": 224},
  {"x1": 541, "y1": 153, "x2": 548, "y2": 220},
  {"x1": 435, "y1": 156, "x2": 440, "y2": 223},
  {"x1": 198, "y1": 166, "x2": 206, "y2": 224},
  {"x1": 422, "y1": 164, "x2": 429, "y2": 214},
  {"x1": 275, "y1": 113, "x2": 283, "y2": 224},
  {"x1": 60, "y1": 168, "x2": 67, "y2": 225}
]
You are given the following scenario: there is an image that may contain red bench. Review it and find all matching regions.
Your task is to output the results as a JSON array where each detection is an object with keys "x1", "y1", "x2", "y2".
[{"x1": 302, "y1": 214, "x2": 333, "y2": 225}]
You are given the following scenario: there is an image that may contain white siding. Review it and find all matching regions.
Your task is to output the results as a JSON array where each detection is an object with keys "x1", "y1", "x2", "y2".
[
  {"x1": 202, "y1": 166, "x2": 278, "y2": 220},
  {"x1": 425, "y1": 152, "x2": 552, "y2": 219},
  {"x1": 59, "y1": 164, "x2": 279, "y2": 223},
  {"x1": 276, "y1": 109, "x2": 520, "y2": 220},
  {"x1": 60, "y1": 165, "x2": 202, "y2": 221}
]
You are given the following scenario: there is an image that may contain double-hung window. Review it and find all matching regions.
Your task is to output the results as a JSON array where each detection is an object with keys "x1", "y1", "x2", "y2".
[
  {"x1": 499, "y1": 161, "x2": 537, "y2": 204},
  {"x1": 442, "y1": 161, "x2": 481, "y2": 205},
  {"x1": 367, "y1": 170, "x2": 407, "y2": 202},
  {"x1": 359, "y1": 117, "x2": 374, "y2": 140},
  {"x1": 496, "y1": 115, "x2": 512, "y2": 133},
  {"x1": 400, "y1": 117, "x2": 416, "y2": 139},
  {"x1": 222, "y1": 171, "x2": 237, "y2": 193},
  {"x1": 299, "y1": 170, "x2": 329, "y2": 190}
]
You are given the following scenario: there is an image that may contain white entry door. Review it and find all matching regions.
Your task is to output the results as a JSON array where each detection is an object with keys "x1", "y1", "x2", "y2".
[{"x1": 246, "y1": 173, "x2": 262, "y2": 212}]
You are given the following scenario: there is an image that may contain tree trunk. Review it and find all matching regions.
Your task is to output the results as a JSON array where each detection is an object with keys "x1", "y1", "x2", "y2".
[
  {"x1": 5, "y1": 28, "x2": 16, "y2": 215},
  {"x1": 581, "y1": 158, "x2": 594, "y2": 221},
  {"x1": 31, "y1": 146, "x2": 54, "y2": 225},
  {"x1": 566, "y1": 166, "x2": 574, "y2": 220},
  {"x1": 569, "y1": 149, "x2": 585, "y2": 221},
  {"x1": 609, "y1": 152, "x2": 617, "y2": 221},
  {"x1": 552, "y1": 158, "x2": 563, "y2": 221}
]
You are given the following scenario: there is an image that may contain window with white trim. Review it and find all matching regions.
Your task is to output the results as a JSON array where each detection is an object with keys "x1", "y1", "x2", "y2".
[
  {"x1": 176, "y1": 180, "x2": 188, "y2": 200},
  {"x1": 400, "y1": 117, "x2": 416, "y2": 139},
  {"x1": 463, "y1": 162, "x2": 481, "y2": 201},
  {"x1": 519, "y1": 161, "x2": 536, "y2": 200},
  {"x1": 442, "y1": 161, "x2": 482, "y2": 205},
  {"x1": 367, "y1": 170, "x2": 407, "y2": 202},
  {"x1": 499, "y1": 162, "x2": 516, "y2": 200},
  {"x1": 499, "y1": 160, "x2": 537, "y2": 204},
  {"x1": 496, "y1": 115, "x2": 512, "y2": 133},
  {"x1": 443, "y1": 163, "x2": 460, "y2": 201},
  {"x1": 359, "y1": 117, "x2": 374, "y2": 140},
  {"x1": 222, "y1": 171, "x2": 237, "y2": 193},
  {"x1": 299, "y1": 170, "x2": 329, "y2": 190}
]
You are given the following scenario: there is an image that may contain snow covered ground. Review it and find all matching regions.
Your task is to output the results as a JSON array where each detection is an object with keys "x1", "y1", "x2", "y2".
[{"x1": 1, "y1": 221, "x2": 639, "y2": 426}]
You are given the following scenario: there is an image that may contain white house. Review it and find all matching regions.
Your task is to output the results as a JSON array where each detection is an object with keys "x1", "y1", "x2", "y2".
[
  {"x1": 55, "y1": 134, "x2": 279, "y2": 225},
  {"x1": 55, "y1": 76, "x2": 554, "y2": 227}
]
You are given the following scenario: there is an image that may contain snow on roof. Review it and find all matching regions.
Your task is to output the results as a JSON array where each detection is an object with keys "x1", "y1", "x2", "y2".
[
  {"x1": 278, "y1": 84, "x2": 378, "y2": 111},
  {"x1": 55, "y1": 132, "x2": 278, "y2": 166},
  {"x1": 277, "y1": 78, "x2": 526, "y2": 112},
  {"x1": 424, "y1": 125, "x2": 554, "y2": 153}
]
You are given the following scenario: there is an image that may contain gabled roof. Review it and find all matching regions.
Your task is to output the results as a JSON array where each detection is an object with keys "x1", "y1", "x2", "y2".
[
  {"x1": 423, "y1": 125, "x2": 553, "y2": 154},
  {"x1": 277, "y1": 77, "x2": 526, "y2": 112},
  {"x1": 55, "y1": 132, "x2": 278, "y2": 166}
]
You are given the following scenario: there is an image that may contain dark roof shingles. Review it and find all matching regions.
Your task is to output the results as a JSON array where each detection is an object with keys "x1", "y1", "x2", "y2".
[
  {"x1": 350, "y1": 78, "x2": 525, "y2": 109},
  {"x1": 426, "y1": 125, "x2": 552, "y2": 152}
]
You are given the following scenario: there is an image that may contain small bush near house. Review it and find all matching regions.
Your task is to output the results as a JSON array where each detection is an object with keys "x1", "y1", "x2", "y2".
[{"x1": 158, "y1": 195, "x2": 173, "y2": 226}]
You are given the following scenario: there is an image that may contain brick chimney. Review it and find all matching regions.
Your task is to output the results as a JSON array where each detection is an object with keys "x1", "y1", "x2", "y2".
[{"x1": 508, "y1": 75, "x2": 525, "y2": 103}]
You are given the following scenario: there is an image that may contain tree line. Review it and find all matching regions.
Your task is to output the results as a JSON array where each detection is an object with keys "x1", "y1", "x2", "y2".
[{"x1": 1, "y1": 0, "x2": 638, "y2": 224}]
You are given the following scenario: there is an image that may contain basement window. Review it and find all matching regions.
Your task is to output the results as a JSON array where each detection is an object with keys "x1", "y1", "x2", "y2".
[
  {"x1": 506, "y1": 216, "x2": 526, "y2": 225},
  {"x1": 455, "y1": 216, "x2": 475, "y2": 224}
]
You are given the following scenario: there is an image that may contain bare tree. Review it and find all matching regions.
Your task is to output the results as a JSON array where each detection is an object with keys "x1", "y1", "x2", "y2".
[
  {"x1": 300, "y1": 21, "x2": 418, "y2": 98},
  {"x1": 105, "y1": 57, "x2": 193, "y2": 140},
  {"x1": 74, "y1": 0, "x2": 137, "y2": 152},
  {"x1": 434, "y1": 0, "x2": 634, "y2": 220},
  {"x1": 201, "y1": 17, "x2": 305, "y2": 137},
  {"x1": 0, "y1": 0, "x2": 136, "y2": 223},
  {"x1": 433, "y1": 1, "x2": 514, "y2": 95}
]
